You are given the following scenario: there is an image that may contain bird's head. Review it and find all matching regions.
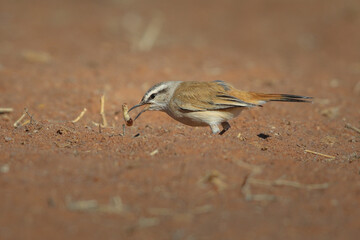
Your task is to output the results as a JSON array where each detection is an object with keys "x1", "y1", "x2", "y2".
[{"x1": 129, "y1": 81, "x2": 181, "y2": 121}]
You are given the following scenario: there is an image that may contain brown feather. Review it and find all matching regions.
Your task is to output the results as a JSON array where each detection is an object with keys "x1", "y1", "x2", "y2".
[
  {"x1": 244, "y1": 93, "x2": 312, "y2": 103},
  {"x1": 172, "y1": 81, "x2": 256, "y2": 111},
  {"x1": 171, "y1": 81, "x2": 312, "y2": 112}
]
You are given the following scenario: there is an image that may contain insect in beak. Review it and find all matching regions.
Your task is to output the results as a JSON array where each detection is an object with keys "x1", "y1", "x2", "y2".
[{"x1": 129, "y1": 102, "x2": 150, "y2": 121}]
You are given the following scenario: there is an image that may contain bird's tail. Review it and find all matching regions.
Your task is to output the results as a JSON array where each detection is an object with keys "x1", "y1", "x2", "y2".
[
  {"x1": 248, "y1": 93, "x2": 313, "y2": 105},
  {"x1": 255, "y1": 93, "x2": 312, "y2": 102}
]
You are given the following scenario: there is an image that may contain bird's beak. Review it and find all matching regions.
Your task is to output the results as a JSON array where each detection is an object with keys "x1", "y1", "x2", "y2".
[
  {"x1": 128, "y1": 103, "x2": 143, "y2": 112},
  {"x1": 129, "y1": 102, "x2": 150, "y2": 121}
]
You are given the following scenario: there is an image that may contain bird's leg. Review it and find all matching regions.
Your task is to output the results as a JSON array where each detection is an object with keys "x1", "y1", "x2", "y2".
[
  {"x1": 210, "y1": 124, "x2": 220, "y2": 134},
  {"x1": 219, "y1": 122, "x2": 231, "y2": 135}
]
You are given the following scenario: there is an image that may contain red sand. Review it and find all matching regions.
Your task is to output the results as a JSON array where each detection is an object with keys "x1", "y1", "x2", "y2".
[{"x1": 1, "y1": 0, "x2": 360, "y2": 239}]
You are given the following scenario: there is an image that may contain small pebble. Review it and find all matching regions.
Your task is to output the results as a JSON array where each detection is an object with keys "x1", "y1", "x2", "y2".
[
  {"x1": 4, "y1": 137, "x2": 12, "y2": 142},
  {"x1": 237, "y1": 133, "x2": 246, "y2": 141}
]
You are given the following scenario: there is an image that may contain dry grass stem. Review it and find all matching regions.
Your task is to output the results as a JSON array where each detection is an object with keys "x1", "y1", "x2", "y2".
[
  {"x1": 137, "y1": 15, "x2": 163, "y2": 51},
  {"x1": 92, "y1": 121, "x2": 100, "y2": 126},
  {"x1": 21, "y1": 119, "x2": 30, "y2": 127},
  {"x1": 24, "y1": 108, "x2": 36, "y2": 124},
  {"x1": 147, "y1": 205, "x2": 213, "y2": 217},
  {"x1": 199, "y1": 170, "x2": 227, "y2": 192},
  {"x1": 150, "y1": 149, "x2": 159, "y2": 156},
  {"x1": 305, "y1": 149, "x2": 335, "y2": 159},
  {"x1": 97, "y1": 197, "x2": 123, "y2": 214},
  {"x1": 92, "y1": 95, "x2": 109, "y2": 128},
  {"x1": 100, "y1": 95, "x2": 108, "y2": 127},
  {"x1": 345, "y1": 123, "x2": 360, "y2": 134},
  {"x1": 71, "y1": 108, "x2": 87, "y2": 123},
  {"x1": 249, "y1": 178, "x2": 329, "y2": 190},
  {"x1": 237, "y1": 159, "x2": 328, "y2": 201},
  {"x1": 236, "y1": 161, "x2": 277, "y2": 201},
  {"x1": 236, "y1": 160, "x2": 263, "y2": 174},
  {"x1": 66, "y1": 196, "x2": 123, "y2": 214},
  {"x1": 92, "y1": 121, "x2": 114, "y2": 128},
  {"x1": 66, "y1": 199, "x2": 98, "y2": 211},
  {"x1": 13, "y1": 111, "x2": 27, "y2": 127},
  {"x1": 0, "y1": 108, "x2": 13, "y2": 113}
]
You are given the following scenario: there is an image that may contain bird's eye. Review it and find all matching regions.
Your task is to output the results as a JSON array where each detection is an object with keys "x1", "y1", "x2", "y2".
[{"x1": 149, "y1": 93, "x2": 156, "y2": 100}]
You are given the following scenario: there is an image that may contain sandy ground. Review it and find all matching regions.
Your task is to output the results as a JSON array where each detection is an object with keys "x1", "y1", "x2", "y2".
[{"x1": 1, "y1": 0, "x2": 360, "y2": 239}]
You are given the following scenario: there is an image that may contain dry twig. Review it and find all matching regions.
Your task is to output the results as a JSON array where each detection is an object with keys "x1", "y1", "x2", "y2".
[
  {"x1": 305, "y1": 149, "x2": 335, "y2": 159},
  {"x1": 13, "y1": 111, "x2": 27, "y2": 128},
  {"x1": 150, "y1": 149, "x2": 159, "y2": 156},
  {"x1": 21, "y1": 119, "x2": 30, "y2": 127},
  {"x1": 92, "y1": 95, "x2": 109, "y2": 128},
  {"x1": 66, "y1": 199, "x2": 98, "y2": 211},
  {"x1": 100, "y1": 95, "x2": 108, "y2": 127},
  {"x1": 345, "y1": 123, "x2": 360, "y2": 134},
  {"x1": 249, "y1": 178, "x2": 329, "y2": 190},
  {"x1": 235, "y1": 160, "x2": 275, "y2": 201},
  {"x1": 71, "y1": 108, "x2": 87, "y2": 123},
  {"x1": 24, "y1": 108, "x2": 36, "y2": 124},
  {"x1": 236, "y1": 160, "x2": 329, "y2": 201},
  {"x1": 66, "y1": 196, "x2": 123, "y2": 214},
  {"x1": 199, "y1": 170, "x2": 227, "y2": 192},
  {"x1": 0, "y1": 108, "x2": 13, "y2": 113}
]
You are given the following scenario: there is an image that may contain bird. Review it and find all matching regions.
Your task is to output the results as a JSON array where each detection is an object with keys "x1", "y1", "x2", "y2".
[{"x1": 128, "y1": 80, "x2": 312, "y2": 135}]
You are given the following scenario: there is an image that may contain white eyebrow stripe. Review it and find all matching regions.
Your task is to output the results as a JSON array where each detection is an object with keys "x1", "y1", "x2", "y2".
[{"x1": 143, "y1": 84, "x2": 168, "y2": 101}]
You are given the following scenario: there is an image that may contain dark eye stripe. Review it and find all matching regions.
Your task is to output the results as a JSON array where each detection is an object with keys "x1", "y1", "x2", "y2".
[{"x1": 144, "y1": 86, "x2": 169, "y2": 102}]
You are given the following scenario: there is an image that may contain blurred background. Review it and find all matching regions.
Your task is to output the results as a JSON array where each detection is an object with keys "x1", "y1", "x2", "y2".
[{"x1": 1, "y1": 0, "x2": 359, "y2": 119}]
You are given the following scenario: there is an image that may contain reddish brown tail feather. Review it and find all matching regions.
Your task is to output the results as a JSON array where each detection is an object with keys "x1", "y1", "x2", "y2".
[{"x1": 253, "y1": 93, "x2": 313, "y2": 103}]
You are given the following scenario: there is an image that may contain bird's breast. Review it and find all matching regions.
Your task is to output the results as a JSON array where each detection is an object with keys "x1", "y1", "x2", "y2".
[{"x1": 166, "y1": 103, "x2": 244, "y2": 126}]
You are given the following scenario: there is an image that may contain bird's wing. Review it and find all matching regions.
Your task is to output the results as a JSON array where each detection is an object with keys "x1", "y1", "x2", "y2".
[{"x1": 172, "y1": 80, "x2": 257, "y2": 112}]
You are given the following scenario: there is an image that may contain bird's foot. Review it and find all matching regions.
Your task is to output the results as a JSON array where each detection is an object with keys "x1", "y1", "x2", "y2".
[{"x1": 219, "y1": 122, "x2": 231, "y2": 135}]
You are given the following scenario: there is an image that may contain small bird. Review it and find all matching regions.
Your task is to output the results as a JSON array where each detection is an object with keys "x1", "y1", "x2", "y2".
[{"x1": 129, "y1": 80, "x2": 312, "y2": 135}]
